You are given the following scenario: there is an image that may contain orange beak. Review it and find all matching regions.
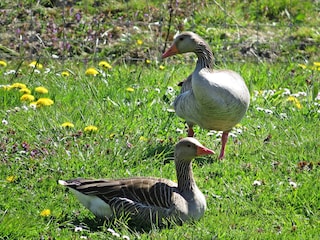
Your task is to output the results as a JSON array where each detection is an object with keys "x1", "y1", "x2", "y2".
[
  {"x1": 197, "y1": 146, "x2": 215, "y2": 156},
  {"x1": 162, "y1": 44, "x2": 179, "y2": 58}
]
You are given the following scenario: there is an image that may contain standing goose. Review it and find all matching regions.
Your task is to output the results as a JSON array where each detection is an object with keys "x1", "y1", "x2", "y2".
[
  {"x1": 59, "y1": 137, "x2": 214, "y2": 228},
  {"x1": 162, "y1": 32, "x2": 250, "y2": 159}
]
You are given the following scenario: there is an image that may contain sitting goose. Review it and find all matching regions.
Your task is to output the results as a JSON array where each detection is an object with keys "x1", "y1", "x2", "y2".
[
  {"x1": 162, "y1": 32, "x2": 250, "y2": 159},
  {"x1": 58, "y1": 137, "x2": 214, "y2": 228}
]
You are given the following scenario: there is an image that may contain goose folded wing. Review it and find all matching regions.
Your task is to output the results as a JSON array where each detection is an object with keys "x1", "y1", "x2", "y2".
[{"x1": 66, "y1": 177, "x2": 177, "y2": 209}]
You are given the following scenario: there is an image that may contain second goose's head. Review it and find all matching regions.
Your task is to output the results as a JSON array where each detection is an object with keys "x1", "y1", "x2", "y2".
[{"x1": 162, "y1": 32, "x2": 207, "y2": 58}]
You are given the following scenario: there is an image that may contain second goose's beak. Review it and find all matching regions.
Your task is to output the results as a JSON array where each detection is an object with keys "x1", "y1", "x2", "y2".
[{"x1": 162, "y1": 44, "x2": 179, "y2": 58}]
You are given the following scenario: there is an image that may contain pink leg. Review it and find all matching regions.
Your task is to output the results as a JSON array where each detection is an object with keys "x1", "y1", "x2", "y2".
[
  {"x1": 187, "y1": 127, "x2": 194, "y2": 137},
  {"x1": 219, "y1": 131, "x2": 229, "y2": 160}
]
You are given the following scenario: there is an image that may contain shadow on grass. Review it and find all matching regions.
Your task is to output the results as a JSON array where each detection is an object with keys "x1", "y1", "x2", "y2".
[{"x1": 59, "y1": 214, "x2": 179, "y2": 235}]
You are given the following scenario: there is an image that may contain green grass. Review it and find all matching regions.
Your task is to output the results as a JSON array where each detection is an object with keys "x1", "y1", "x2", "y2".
[
  {"x1": 0, "y1": 0, "x2": 320, "y2": 239},
  {"x1": 0, "y1": 59, "x2": 319, "y2": 239}
]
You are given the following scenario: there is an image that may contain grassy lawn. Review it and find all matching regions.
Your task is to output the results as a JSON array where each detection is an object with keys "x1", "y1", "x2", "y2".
[{"x1": 0, "y1": 0, "x2": 319, "y2": 239}]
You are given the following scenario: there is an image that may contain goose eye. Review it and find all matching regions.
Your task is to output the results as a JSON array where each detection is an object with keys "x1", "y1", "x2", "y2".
[
  {"x1": 187, "y1": 144, "x2": 191, "y2": 148},
  {"x1": 179, "y1": 37, "x2": 184, "y2": 41}
]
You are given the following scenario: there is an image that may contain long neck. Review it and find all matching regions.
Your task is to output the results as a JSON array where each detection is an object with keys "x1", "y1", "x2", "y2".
[
  {"x1": 175, "y1": 159, "x2": 197, "y2": 192},
  {"x1": 194, "y1": 42, "x2": 214, "y2": 70}
]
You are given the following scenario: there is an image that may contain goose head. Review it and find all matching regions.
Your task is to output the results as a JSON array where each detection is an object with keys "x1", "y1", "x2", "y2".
[
  {"x1": 174, "y1": 137, "x2": 214, "y2": 163},
  {"x1": 162, "y1": 32, "x2": 206, "y2": 58}
]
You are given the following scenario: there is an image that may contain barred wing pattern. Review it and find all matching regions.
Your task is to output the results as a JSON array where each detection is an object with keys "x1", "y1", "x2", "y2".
[{"x1": 63, "y1": 177, "x2": 182, "y2": 226}]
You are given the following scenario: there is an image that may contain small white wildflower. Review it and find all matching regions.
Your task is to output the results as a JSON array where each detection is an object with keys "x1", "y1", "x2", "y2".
[
  {"x1": 297, "y1": 91, "x2": 307, "y2": 97},
  {"x1": 30, "y1": 103, "x2": 37, "y2": 110},
  {"x1": 14, "y1": 107, "x2": 20, "y2": 112},
  {"x1": 107, "y1": 228, "x2": 116, "y2": 234},
  {"x1": 133, "y1": 26, "x2": 141, "y2": 32},
  {"x1": 215, "y1": 132, "x2": 222, "y2": 138},
  {"x1": 289, "y1": 180, "x2": 298, "y2": 189},
  {"x1": 2, "y1": 119, "x2": 8, "y2": 125},
  {"x1": 253, "y1": 180, "x2": 262, "y2": 186},
  {"x1": 281, "y1": 88, "x2": 291, "y2": 96},
  {"x1": 112, "y1": 232, "x2": 121, "y2": 238},
  {"x1": 256, "y1": 107, "x2": 264, "y2": 111},
  {"x1": 262, "y1": 89, "x2": 275, "y2": 97},
  {"x1": 122, "y1": 235, "x2": 130, "y2": 240},
  {"x1": 167, "y1": 108, "x2": 175, "y2": 113},
  {"x1": 229, "y1": 132, "x2": 237, "y2": 138},
  {"x1": 207, "y1": 130, "x2": 216, "y2": 136},
  {"x1": 176, "y1": 128, "x2": 184, "y2": 134},
  {"x1": 256, "y1": 125, "x2": 261, "y2": 129},
  {"x1": 4, "y1": 70, "x2": 16, "y2": 75},
  {"x1": 279, "y1": 113, "x2": 287, "y2": 119},
  {"x1": 44, "y1": 68, "x2": 51, "y2": 74},
  {"x1": 34, "y1": 69, "x2": 41, "y2": 74},
  {"x1": 166, "y1": 86, "x2": 174, "y2": 95},
  {"x1": 264, "y1": 109, "x2": 273, "y2": 114},
  {"x1": 21, "y1": 105, "x2": 28, "y2": 111},
  {"x1": 52, "y1": 54, "x2": 59, "y2": 59},
  {"x1": 154, "y1": 88, "x2": 160, "y2": 93},
  {"x1": 235, "y1": 128, "x2": 243, "y2": 134},
  {"x1": 80, "y1": 236, "x2": 87, "y2": 239},
  {"x1": 74, "y1": 226, "x2": 83, "y2": 232}
]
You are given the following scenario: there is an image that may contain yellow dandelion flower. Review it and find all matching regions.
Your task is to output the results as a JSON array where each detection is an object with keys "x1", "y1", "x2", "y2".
[
  {"x1": 40, "y1": 209, "x2": 51, "y2": 217},
  {"x1": 61, "y1": 71, "x2": 70, "y2": 77},
  {"x1": 298, "y1": 64, "x2": 307, "y2": 69},
  {"x1": 10, "y1": 83, "x2": 27, "y2": 89},
  {"x1": 0, "y1": 60, "x2": 7, "y2": 67},
  {"x1": 61, "y1": 122, "x2": 74, "y2": 128},
  {"x1": 6, "y1": 175, "x2": 16, "y2": 183},
  {"x1": 29, "y1": 61, "x2": 43, "y2": 69},
  {"x1": 287, "y1": 96, "x2": 302, "y2": 109},
  {"x1": 35, "y1": 86, "x2": 48, "y2": 94},
  {"x1": 19, "y1": 88, "x2": 31, "y2": 94},
  {"x1": 36, "y1": 98, "x2": 54, "y2": 107},
  {"x1": 313, "y1": 62, "x2": 320, "y2": 67},
  {"x1": 159, "y1": 65, "x2": 165, "y2": 70},
  {"x1": 84, "y1": 125, "x2": 98, "y2": 132},
  {"x1": 145, "y1": 59, "x2": 151, "y2": 64},
  {"x1": 296, "y1": 102, "x2": 302, "y2": 109},
  {"x1": 287, "y1": 96, "x2": 297, "y2": 102},
  {"x1": 126, "y1": 87, "x2": 134, "y2": 92},
  {"x1": 85, "y1": 67, "x2": 99, "y2": 76},
  {"x1": 98, "y1": 61, "x2": 112, "y2": 69},
  {"x1": 136, "y1": 39, "x2": 143, "y2": 45},
  {"x1": 139, "y1": 136, "x2": 148, "y2": 141},
  {"x1": 20, "y1": 94, "x2": 35, "y2": 102}
]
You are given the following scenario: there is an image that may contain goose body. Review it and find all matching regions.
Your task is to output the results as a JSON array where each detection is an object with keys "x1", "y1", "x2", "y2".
[
  {"x1": 162, "y1": 32, "x2": 250, "y2": 159},
  {"x1": 59, "y1": 137, "x2": 214, "y2": 228}
]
